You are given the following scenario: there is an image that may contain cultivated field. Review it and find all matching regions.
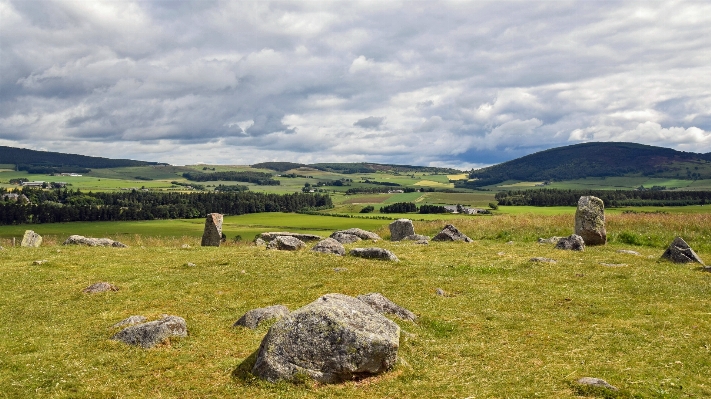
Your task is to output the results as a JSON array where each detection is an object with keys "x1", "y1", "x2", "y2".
[{"x1": 1, "y1": 212, "x2": 711, "y2": 398}]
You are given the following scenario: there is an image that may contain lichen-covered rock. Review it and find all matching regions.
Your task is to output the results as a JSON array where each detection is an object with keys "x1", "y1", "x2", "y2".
[
  {"x1": 432, "y1": 224, "x2": 472, "y2": 242},
  {"x1": 201, "y1": 213, "x2": 223, "y2": 247},
  {"x1": 63, "y1": 235, "x2": 128, "y2": 247},
  {"x1": 357, "y1": 293, "x2": 416, "y2": 321},
  {"x1": 267, "y1": 236, "x2": 306, "y2": 251},
  {"x1": 258, "y1": 232, "x2": 323, "y2": 242},
  {"x1": 83, "y1": 282, "x2": 118, "y2": 293},
  {"x1": 555, "y1": 234, "x2": 585, "y2": 251},
  {"x1": 252, "y1": 293, "x2": 400, "y2": 383},
  {"x1": 329, "y1": 232, "x2": 362, "y2": 244},
  {"x1": 350, "y1": 247, "x2": 399, "y2": 261},
  {"x1": 574, "y1": 196, "x2": 607, "y2": 245},
  {"x1": 660, "y1": 237, "x2": 704, "y2": 264},
  {"x1": 254, "y1": 238, "x2": 267, "y2": 246},
  {"x1": 112, "y1": 315, "x2": 187, "y2": 348},
  {"x1": 112, "y1": 315, "x2": 147, "y2": 328},
  {"x1": 334, "y1": 228, "x2": 381, "y2": 241},
  {"x1": 312, "y1": 238, "x2": 346, "y2": 256},
  {"x1": 389, "y1": 219, "x2": 415, "y2": 241},
  {"x1": 576, "y1": 377, "x2": 618, "y2": 391},
  {"x1": 233, "y1": 305, "x2": 290, "y2": 329},
  {"x1": 21, "y1": 230, "x2": 42, "y2": 247}
]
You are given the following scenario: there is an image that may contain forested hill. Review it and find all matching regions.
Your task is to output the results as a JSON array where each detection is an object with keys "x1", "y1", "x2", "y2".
[
  {"x1": 466, "y1": 142, "x2": 711, "y2": 187},
  {"x1": 0, "y1": 146, "x2": 163, "y2": 171},
  {"x1": 309, "y1": 163, "x2": 461, "y2": 174}
]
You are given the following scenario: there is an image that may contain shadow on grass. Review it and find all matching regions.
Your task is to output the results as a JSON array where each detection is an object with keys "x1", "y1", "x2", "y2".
[{"x1": 231, "y1": 350, "x2": 259, "y2": 383}]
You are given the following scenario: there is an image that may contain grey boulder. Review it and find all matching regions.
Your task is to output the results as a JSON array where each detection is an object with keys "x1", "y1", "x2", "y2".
[
  {"x1": 357, "y1": 293, "x2": 416, "y2": 321},
  {"x1": 252, "y1": 293, "x2": 400, "y2": 383},
  {"x1": 312, "y1": 238, "x2": 346, "y2": 256},
  {"x1": 432, "y1": 224, "x2": 472, "y2": 242},
  {"x1": 329, "y1": 232, "x2": 362, "y2": 244},
  {"x1": 350, "y1": 247, "x2": 399, "y2": 261},
  {"x1": 63, "y1": 235, "x2": 128, "y2": 247},
  {"x1": 234, "y1": 305, "x2": 290, "y2": 329},
  {"x1": 267, "y1": 236, "x2": 307, "y2": 251},
  {"x1": 660, "y1": 237, "x2": 704, "y2": 264},
  {"x1": 576, "y1": 377, "x2": 618, "y2": 391},
  {"x1": 112, "y1": 315, "x2": 187, "y2": 348},
  {"x1": 575, "y1": 196, "x2": 607, "y2": 245},
  {"x1": 389, "y1": 219, "x2": 415, "y2": 241},
  {"x1": 555, "y1": 234, "x2": 585, "y2": 251}
]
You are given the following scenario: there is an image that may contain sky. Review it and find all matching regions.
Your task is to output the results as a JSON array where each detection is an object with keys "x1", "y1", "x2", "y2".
[{"x1": 1, "y1": 1, "x2": 711, "y2": 170}]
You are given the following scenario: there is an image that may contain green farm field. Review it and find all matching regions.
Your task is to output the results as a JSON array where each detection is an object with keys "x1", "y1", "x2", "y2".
[{"x1": 2, "y1": 212, "x2": 711, "y2": 398}]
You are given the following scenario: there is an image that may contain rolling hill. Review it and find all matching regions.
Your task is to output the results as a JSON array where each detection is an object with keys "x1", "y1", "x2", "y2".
[
  {"x1": 463, "y1": 142, "x2": 711, "y2": 187},
  {"x1": 0, "y1": 146, "x2": 164, "y2": 173}
]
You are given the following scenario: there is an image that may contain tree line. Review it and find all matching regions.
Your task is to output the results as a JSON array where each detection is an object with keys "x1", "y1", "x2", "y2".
[
  {"x1": 0, "y1": 187, "x2": 332, "y2": 225},
  {"x1": 495, "y1": 189, "x2": 711, "y2": 207},
  {"x1": 380, "y1": 202, "x2": 448, "y2": 214},
  {"x1": 182, "y1": 171, "x2": 280, "y2": 185}
]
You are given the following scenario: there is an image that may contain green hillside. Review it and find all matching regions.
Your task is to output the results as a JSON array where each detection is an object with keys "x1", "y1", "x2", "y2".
[{"x1": 0, "y1": 146, "x2": 164, "y2": 173}]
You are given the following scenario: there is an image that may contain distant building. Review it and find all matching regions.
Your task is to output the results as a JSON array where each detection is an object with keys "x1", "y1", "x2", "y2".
[
  {"x1": 1, "y1": 193, "x2": 29, "y2": 203},
  {"x1": 59, "y1": 173, "x2": 83, "y2": 177},
  {"x1": 388, "y1": 189, "x2": 404, "y2": 194},
  {"x1": 21, "y1": 181, "x2": 45, "y2": 187}
]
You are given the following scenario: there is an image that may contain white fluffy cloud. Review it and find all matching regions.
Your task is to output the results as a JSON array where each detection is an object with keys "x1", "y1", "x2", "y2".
[{"x1": 1, "y1": 0, "x2": 710, "y2": 168}]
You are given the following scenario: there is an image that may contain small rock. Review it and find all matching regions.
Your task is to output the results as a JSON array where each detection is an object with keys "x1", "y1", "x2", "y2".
[
  {"x1": 63, "y1": 235, "x2": 128, "y2": 247},
  {"x1": 32, "y1": 259, "x2": 47, "y2": 265},
  {"x1": 112, "y1": 315, "x2": 187, "y2": 348},
  {"x1": 201, "y1": 213, "x2": 223, "y2": 247},
  {"x1": 530, "y1": 257, "x2": 557, "y2": 263},
  {"x1": 21, "y1": 230, "x2": 43, "y2": 247},
  {"x1": 435, "y1": 288, "x2": 447, "y2": 296},
  {"x1": 112, "y1": 315, "x2": 147, "y2": 328},
  {"x1": 538, "y1": 236, "x2": 562, "y2": 244},
  {"x1": 312, "y1": 238, "x2": 346, "y2": 256},
  {"x1": 660, "y1": 236, "x2": 704, "y2": 264},
  {"x1": 389, "y1": 219, "x2": 415, "y2": 241},
  {"x1": 403, "y1": 234, "x2": 430, "y2": 242},
  {"x1": 414, "y1": 240, "x2": 429, "y2": 245},
  {"x1": 576, "y1": 377, "x2": 618, "y2": 391},
  {"x1": 432, "y1": 224, "x2": 472, "y2": 242},
  {"x1": 555, "y1": 234, "x2": 585, "y2": 251},
  {"x1": 181, "y1": 244, "x2": 191, "y2": 249},
  {"x1": 185, "y1": 262, "x2": 196, "y2": 267},
  {"x1": 234, "y1": 305, "x2": 290, "y2": 329},
  {"x1": 83, "y1": 282, "x2": 118, "y2": 293},
  {"x1": 357, "y1": 293, "x2": 416, "y2": 321},
  {"x1": 616, "y1": 249, "x2": 640, "y2": 255},
  {"x1": 329, "y1": 232, "x2": 361, "y2": 244},
  {"x1": 506, "y1": 241, "x2": 514, "y2": 245},
  {"x1": 350, "y1": 247, "x2": 399, "y2": 261},
  {"x1": 267, "y1": 236, "x2": 307, "y2": 251},
  {"x1": 333, "y1": 267, "x2": 348, "y2": 272},
  {"x1": 497, "y1": 252, "x2": 506, "y2": 256}
]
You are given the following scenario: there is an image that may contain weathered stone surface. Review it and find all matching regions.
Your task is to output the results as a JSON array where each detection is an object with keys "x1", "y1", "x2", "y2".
[
  {"x1": 357, "y1": 293, "x2": 416, "y2": 321},
  {"x1": 252, "y1": 293, "x2": 400, "y2": 383},
  {"x1": 63, "y1": 235, "x2": 128, "y2": 247},
  {"x1": 350, "y1": 247, "x2": 399, "y2": 261},
  {"x1": 660, "y1": 237, "x2": 704, "y2": 264},
  {"x1": 21, "y1": 230, "x2": 42, "y2": 247},
  {"x1": 403, "y1": 234, "x2": 430, "y2": 242},
  {"x1": 538, "y1": 236, "x2": 562, "y2": 244},
  {"x1": 201, "y1": 213, "x2": 223, "y2": 247},
  {"x1": 329, "y1": 232, "x2": 362, "y2": 244},
  {"x1": 254, "y1": 238, "x2": 267, "y2": 246},
  {"x1": 258, "y1": 232, "x2": 322, "y2": 242},
  {"x1": 617, "y1": 249, "x2": 640, "y2": 255},
  {"x1": 555, "y1": 234, "x2": 585, "y2": 251},
  {"x1": 389, "y1": 219, "x2": 415, "y2": 241},
  {"x1": 112, "y1": 315, "x2": 147, "y2": 328},
  {"x1": 575, "y1": 196, "x2": 607, "y2": 245},
  {"x1": 432, "y1": 224, "x2": 472, "y2": 242},
  {"x1": 576, "y1": 377, "x2": 618, "y2": 391},
  {"x1": 312, "y1": 238, "x2": 346, "y2": 256},
  {"x1": 267, "y1": 236, "x2": 306, "y2": 251},
  {"x1": 234, "y1": 305, "x2": 290, "y2": 329},
  {"x1": 112, "y1": 315, "x2": 187, "y2": 348},
  {"x1": 83, "y1": 282, "x2": 118, "y2": 293},
  {"x1": 335, "y1": 228, "x2": 381, "y2": 241},
  {"x1": 530, "y1": 257, "x2": 557, "y2": 263}
]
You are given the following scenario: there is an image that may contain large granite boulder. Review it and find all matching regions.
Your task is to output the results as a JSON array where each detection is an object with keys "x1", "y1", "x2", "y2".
[
  {"x1": 252, "y1": 293, "x2": 400, "y2": 383},
  {"x1": 258, "y1": 232, "x2": 323, "y2": 242},
  {"x1": 267, "y1": 236, "x2": 306, "y2": 251},
  {"x1": 334, "y1": 228, "x2": 381, "y2": 241},
  {"x1": 201, "y1": 213, "x2": 223, "y2": 247},
  {"x1": 555, "y1": 234, "x2": 585, "y2": 251},
  {"x1": 574, "y1": 196, "x2": 606, "y2": 245},
  {"x1": 357, "y1": 293, "x2": 416, "y2": 321},
  {"x1": 350, "y1": 247, "x2": 399, "y2": 261},
  {"x1": 63, "y1": 235, "x2": 128, "y2": 247},
  {"x1": 660, "y1": 237, "x2": 704, "y2": 264},
  {"x1": 432, "y1": 224, "x2": 472, "y2": 242},
  {"x1": 330, "y1": 232, "x2": 362, "y2": 244},
  {"x1": 112, "y1": 315, "x2": 187, "y2": 348},
  {"x1": 234, "y1": 305, "x2": 290, "y2": 329},
  {"x1": 21, "y1": 230, "x2": 42, "y2": 247},
  {"x1": 389, "y1": 219, "x2": 415, "y2": 241},
  {"x1": 312, "y1": 238, "x2": 346, "y2": 256}
]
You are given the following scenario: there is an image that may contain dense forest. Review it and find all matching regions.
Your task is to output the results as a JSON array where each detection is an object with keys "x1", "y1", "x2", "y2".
[
  {"x1": 379, "y1": 202, "x2": 448, "y2": 214},
  {"x1": 0, "y1": 146, "x2": 161, "y2": 173},
  {"x1": 0, "y1": 187, "x2": 331, "y2": 225},
  {"x1": 495, "y1": 189, "x2": 711, "y2": 207},
  {"x1": 182, "y1": 171, "x2": 280, "y2": 185},
  {"x1": 463, "y1": 142, "x2": 711, "y2": 187}
]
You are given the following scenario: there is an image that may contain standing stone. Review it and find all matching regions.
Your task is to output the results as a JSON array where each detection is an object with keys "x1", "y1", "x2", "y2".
[
  {"x1": 21, "y1": 230, "x2": 42, "y2": 247},
  {"x1": 574, "y1": 196, "x2": 607, "y2": 245},
  {"x1": 201, "y1": 213, "x2": 223, "y2": 247},
  {"x1": 389, "y1": 219, "x2": 415, "y2": 241},
  {"x1": 252, "y1": 293, "x2": 400, "y2": 383},
  {"x1": 660, "y1": 237, "x2": 704, "y2": 264}
]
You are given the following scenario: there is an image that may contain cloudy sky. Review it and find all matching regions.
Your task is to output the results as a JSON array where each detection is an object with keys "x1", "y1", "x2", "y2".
[{"x1": 2, "y1": 1, "x2": 710, "y2": 169}]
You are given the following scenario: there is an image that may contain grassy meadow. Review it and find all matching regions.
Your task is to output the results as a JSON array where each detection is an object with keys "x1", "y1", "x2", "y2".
[{"x1": 2, "y1": 211, "x2": 711, "y2": 398}]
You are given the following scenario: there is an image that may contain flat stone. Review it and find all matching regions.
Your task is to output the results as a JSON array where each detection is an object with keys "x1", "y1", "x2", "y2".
[
  {"x1": 21, "y1": 230, "x2": 42, "y2": 247},
  {"x1": 63, "y1": 235, "x2": 128, "y2": 247},
  {"x1": 83, "y1": 282, "x2": 118, "y2": 293},
  {"x1": 616, "y1": 249, "x2": 640, "y2": 255},
  {"x1": 334, "y1": 228, "x2": 381, "y2": 241},
  {"x1": 576, "y1": 377, "x2": 618, "y2": 391},
  {"x1": 389, "y1": 219, "x2": 415, "y2": 241},
  {"x1": 403, "y1": 234, "x2": 430, "y2": 242},
  {"x1": 258, "y1": 232, "x2": 323, "y2": 242},
  {"x1": 312, "y1": 238, "x2": 346, "y2": 256},
  {"x1": 350, "y1": 247, "x2": 399, "y2": 261},
  {"x1": 660, "y1": 236, "x2": 704, "y2": 264},
  {"x1": 600, "y1": 263, "x2": 627, "y2": 267},
  {"x1": 357, "y1": 293, "x2": 416, "y2": 321},
  {"x1": 267, "y1": 236, "x2": 306, "y2": 251},
  {"x1": 112, "y1": 315, "x2": 187, "y2": 348},
  {"x1": 530, "y1": 257, "x2": 557, "y2": 263},
  {"x1": 234, "y1": 305, "x2": 290, "y2": 329},
  {"x1": 201, "y1": 213, "x2": 223, "y2": 247}
]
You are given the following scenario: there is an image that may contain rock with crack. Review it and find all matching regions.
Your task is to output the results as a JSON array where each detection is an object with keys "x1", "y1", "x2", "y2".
[
  {"x1": 233, "y1": 305, "x2": 290, "y2": 329},
  {"x1": 252, "y1": 293, "x2": 400, "y2": 383},
  {"x1": 357, "y1": 293, "x2": 416, "y2": 321},
  {"x1": 350, "y1": 247, "x2": 399, "y2": 261},
  {"x1": 311, "y1": 238, "x2": 346, "y2": 256},
  {"x1": 112, "y1": 315, "x2": 187, "y2": 348},
  {"x1": 267, "y1": 236, "x2": 307, "y2": 251},
  {"x1": 555, "y1": 234, "x2": 585, "y2": 251},
  {"x1": 432, "y1": 224, "x2": 472, "y2": 242},
  {"x1": 660, "y1": 237, "x2": 704, "y2": 264}
]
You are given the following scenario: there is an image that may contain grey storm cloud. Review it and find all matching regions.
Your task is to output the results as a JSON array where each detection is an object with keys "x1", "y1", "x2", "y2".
[{"x1": 1, "y1": 0, "x2": 711, "y2": 168}]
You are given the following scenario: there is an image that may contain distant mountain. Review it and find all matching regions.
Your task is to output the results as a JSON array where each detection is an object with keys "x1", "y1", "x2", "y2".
[
  {"x1": 0, "y1": 146, "x2": 164, "y2": 173},
  {"x1": 464, "y1": 142, "x2": 711, "y2": 187}
]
